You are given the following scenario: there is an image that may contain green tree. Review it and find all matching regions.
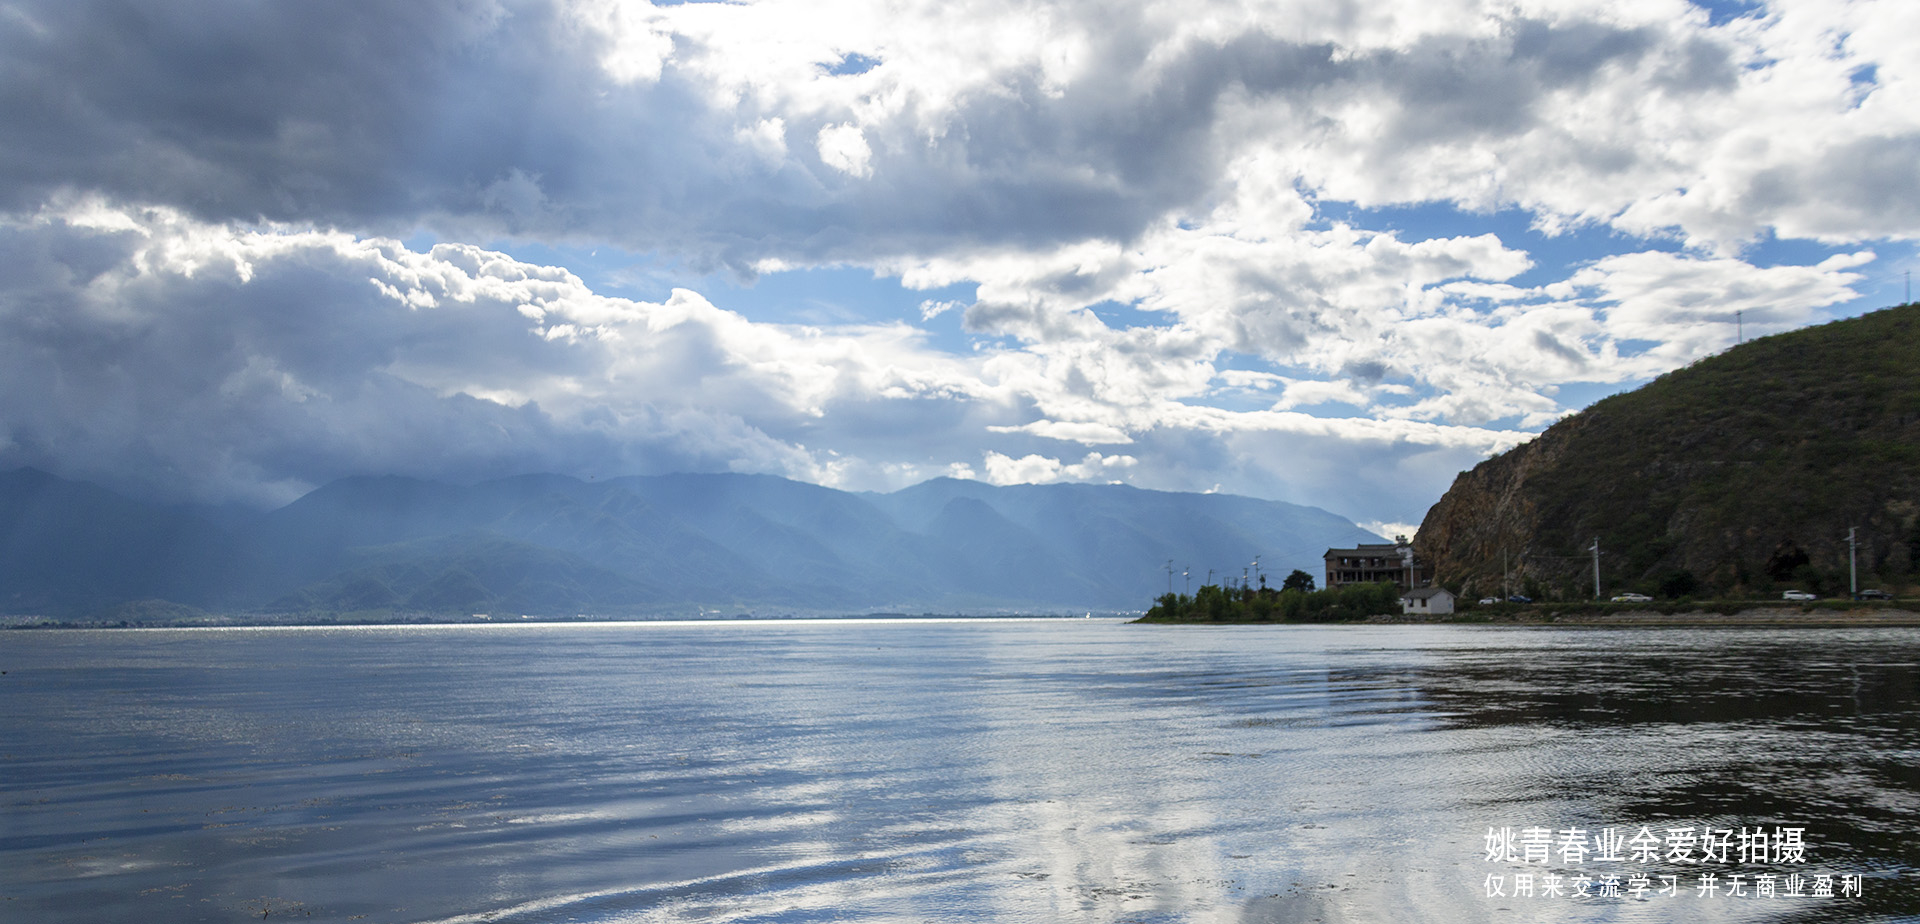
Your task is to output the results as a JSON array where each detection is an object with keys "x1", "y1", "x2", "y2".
[
  {"x1": 1282, "y1": 569, "x2": 1316, "y2": 592},
  {"x1": 1657, "y1": 568, "x2": 1699, "y2": 599}
]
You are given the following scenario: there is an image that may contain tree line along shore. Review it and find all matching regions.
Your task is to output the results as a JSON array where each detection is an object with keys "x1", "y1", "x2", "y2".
[{"x1": 1134, "y1": 581, "x2": 1920, "y2": 625}]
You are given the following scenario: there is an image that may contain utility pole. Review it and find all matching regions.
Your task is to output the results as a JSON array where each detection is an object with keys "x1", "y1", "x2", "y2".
[
  {"x1": 1736, "y1": 309, "x2": 1742, "y2": 344},
  {"x1": 1848, "y1": 527, "x2": 1858, "y2": 599},
  {"x1": 1184, "y1": 567, "x2": 1191, "y2": 596},
  {"x1": 1166, "y1": 560, "x2": 1174, "y2": 596},
  {"x1": 1207, "y1": 568, "x2": 1214, "y2": 588},
  {"x1": 1502, "y1": 547, "x2": 1510, "y2": 599},
  {"x1": 1589, "y1": 537, "x2": 1602, "y2": 600}
]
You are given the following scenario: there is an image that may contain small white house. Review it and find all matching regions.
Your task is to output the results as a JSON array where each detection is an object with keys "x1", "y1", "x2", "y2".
[{"x1": 1400, "y1": 586, "x2": 1456, "y2": 616}]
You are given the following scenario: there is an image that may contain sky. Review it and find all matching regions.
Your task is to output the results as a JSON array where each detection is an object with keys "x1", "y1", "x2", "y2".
[{"x1": 0, "y1": 0, "x2": 1915, "y2": 536}]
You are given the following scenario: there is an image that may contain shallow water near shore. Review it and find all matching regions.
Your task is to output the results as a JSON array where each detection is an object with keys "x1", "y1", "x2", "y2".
[{"x1": 3, "y1": 620, "x2": 1916, "y2": 923}]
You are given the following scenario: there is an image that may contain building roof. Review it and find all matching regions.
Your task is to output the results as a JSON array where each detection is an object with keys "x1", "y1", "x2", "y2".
[
  {"x1": 1323, "y1": 542, "x2": 1409, "y2": 556},
  {"x1": 1400, "y1": 586, "x2": 1454, "y2": 601}
]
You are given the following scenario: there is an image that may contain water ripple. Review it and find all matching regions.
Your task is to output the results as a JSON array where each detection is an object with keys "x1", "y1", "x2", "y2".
[{"x1": 3, "y1": 622, "x2": 1916, "y2": 922}]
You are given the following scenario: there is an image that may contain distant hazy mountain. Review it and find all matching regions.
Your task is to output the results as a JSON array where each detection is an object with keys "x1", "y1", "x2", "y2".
[
  {"x1": 1416, "y1": 302, "x2": 1920, "y2": 600},
  {"x1": 0, "y1": 467, "x2": 1382, "y2": 619},
  {"x1": 0, "y1": 467, "x2": 250, "y2": 614}
]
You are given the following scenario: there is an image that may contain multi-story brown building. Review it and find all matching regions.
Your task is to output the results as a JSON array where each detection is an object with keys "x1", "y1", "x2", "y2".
[{"x1": 1323, "y1": 537, "x2": 1429, "y2": 590}]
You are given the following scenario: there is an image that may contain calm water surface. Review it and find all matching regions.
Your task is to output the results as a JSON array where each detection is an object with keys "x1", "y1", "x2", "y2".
[{"x1": 2, "y1": 620, "x2": 1916, "y2": 923}]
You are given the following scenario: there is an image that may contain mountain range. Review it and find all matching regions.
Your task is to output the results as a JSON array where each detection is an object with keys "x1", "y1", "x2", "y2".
[{"x1": 0, "y1": 468, "x2": 1383, "y2": 620}]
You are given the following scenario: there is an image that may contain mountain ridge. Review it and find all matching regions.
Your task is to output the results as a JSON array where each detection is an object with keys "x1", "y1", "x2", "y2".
[{"x1": 1, "y1": 468, "x2": 1384, "y2": 619}]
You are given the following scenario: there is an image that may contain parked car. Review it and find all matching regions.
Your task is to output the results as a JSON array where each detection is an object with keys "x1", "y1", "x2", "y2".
[
  {"x1": 1478, "y1": 597, "x2": 1500, "y2": 605},
  {"x1": 1781, "y1": 590, "x2": 1817, "y2": 601},
  {"x1": 1506, "y1": 595, "x2": 1533, "y2": 604},
  {"x1": 1857, "y1": 589, "x2": 1894, "y2": 601},
  {"x1": 1610, "y1": 593, "x2": 1653, "y2": 603}
]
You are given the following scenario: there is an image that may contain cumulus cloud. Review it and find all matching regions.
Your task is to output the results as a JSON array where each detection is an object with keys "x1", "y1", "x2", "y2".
[
  {"x1": 1, "y1": 0, "x2": 1912, "y2": 264},
  {"x1": 1362, "y1": 521, "x2": 1422, "y2": 542},
  {"x1": 815, "y1": 123, "x2": 874, "y2": 178},
  {"x1": 0, "y1": 201, "x2": 972, "y2": 503},
  {"x1": 986, "y1": 420, "x2": 1134, "y2": 445},
  {"x1": 0, "y1": 200, "x2": 1551, "y2": 524},
  {"x1": 1271, "y1": 379, "x2": 1370, "y2": 411},
  {"x1": 1571, "y1": 249, "x2": 1872, "y2": 368},
  {"x1": 0, "y1": 0, "x2": 1913, "y2": 529},
  {"x1": 980, "y1": 451, "x2": 1137, "y2": 486}
]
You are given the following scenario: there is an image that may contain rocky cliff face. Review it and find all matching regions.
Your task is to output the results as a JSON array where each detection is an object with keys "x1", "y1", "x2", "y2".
[
  {"x1": 1415, "y1": 304, "x2": 1920, "y2": 600},
  {"x1": 1415, "y1": 419, "x2": 1567, "y2": 598}
]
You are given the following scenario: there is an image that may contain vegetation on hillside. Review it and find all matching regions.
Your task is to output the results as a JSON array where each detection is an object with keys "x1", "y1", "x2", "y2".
[{"x1": 1417, "y1": 303, "x2": 1920, "y2": 600}]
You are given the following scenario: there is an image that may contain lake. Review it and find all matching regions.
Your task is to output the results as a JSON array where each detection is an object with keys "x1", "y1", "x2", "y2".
[{"x1": 2, "y1": 620, "x2": 1915, "y2": 922}]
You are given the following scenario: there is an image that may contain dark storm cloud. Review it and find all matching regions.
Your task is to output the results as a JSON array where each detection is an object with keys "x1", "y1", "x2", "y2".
[
  {"x1": 707, "y1": 32, "x2": 1352, "y2": 264},
  {"x1": 0, "y1": 1, "x2": 498, "y2": 221},
  {"x1": 0, "y1": 0, "x2": 756, "y2": 250},
  {"x1": 1364, "y1": 20, "x2": 1658, "y2": 145},
  {"x1": 0, "y1": 0, "x2": 1760, "y2": 269}
]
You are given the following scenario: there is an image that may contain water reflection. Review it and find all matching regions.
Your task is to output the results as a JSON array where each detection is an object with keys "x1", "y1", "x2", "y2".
[
  {"x1": 0, "y1": 623, "x2": 1915, "y2": 923},
  {"x1": 1386, "y1": 629, "x2": 1920, "y2": 923}
]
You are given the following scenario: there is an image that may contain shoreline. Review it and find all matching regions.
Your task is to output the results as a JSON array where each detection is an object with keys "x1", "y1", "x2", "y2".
[
  {"x1": 13, "y1": 609, "x2": 1920, "y2": 631},
  {"x1": 1137, "y1": 606, "x2": 1920, "y2": 628},
  {"x1": 0, "y1": 612, "x2": 1129, "y2": 630},
  {"x1": 1378, "y1": 606, "x2": 1920, "y2": 627}
]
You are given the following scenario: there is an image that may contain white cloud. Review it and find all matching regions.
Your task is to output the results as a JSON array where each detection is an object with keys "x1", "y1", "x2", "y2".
[
  {"x1": 1360, "y1": 521, "x2": 1419, "y2": 542},
  {"x1": 815, "y1": 122, "x2": 874, "y2": 178},
  {"x1": 0, "y1": 0, "x2": 1911, "y2": 264},
  {"x1": 735, "y1": 117, "x2": 790, "y2": 163},
  {"x1": 987, "y1": 420, "x2": 1134, "y2": 445},
  {"x1": 1272, "y1": 379, "x2": 1370, "y2": 411},
  {"x1": 917, "y1": 298, "x2": 964, "y2": 320},
  {"x1": 1573, "y1": 249, "x2": 1873, "y2": 368},
  {"x1": 0, "y1": 0, "x2": 1914, "y2": 530},
  {"x1": 574, "y1": 0, "x2": 676, "y2": 84},
  {"x1": 0, "y1": 202, "x2": 981, "y2": 503},
  {"x1": 980, "y1": 451, "x2": 1138, "y2": 486},
  {"x1": 0, "y1": 200, "x2": 1556, "y2": 524}
]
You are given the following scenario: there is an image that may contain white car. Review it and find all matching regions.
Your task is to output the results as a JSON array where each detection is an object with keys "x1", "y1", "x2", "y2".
[
  {"x1": 1478, "y1": 597, "x2": 1500, "y2": 605},
  {"x1": 1781, "y1": 590, "x2": 1817, "y2": 601},
  {"x1": 1610, "y1": 593, "x2": 1653, "y2": 603}
]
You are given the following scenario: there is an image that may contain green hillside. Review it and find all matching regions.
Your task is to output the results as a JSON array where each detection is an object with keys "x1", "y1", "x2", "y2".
[{"x1": 1416, "y1": 303, "x2": 1920, "y2": 600}]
